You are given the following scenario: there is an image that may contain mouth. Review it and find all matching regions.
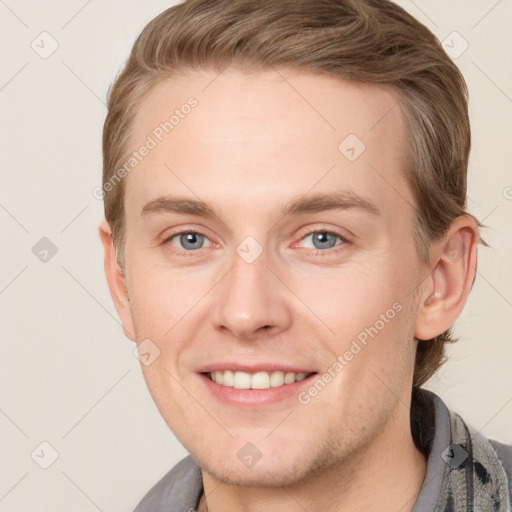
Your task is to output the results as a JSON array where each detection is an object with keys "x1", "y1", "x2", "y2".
[
  {"x1": 198, "y1": 367, "x2": 319, "y2": 406},
  {"x1": 205, "y1": 370, "x2": 314, "y2": 390}
]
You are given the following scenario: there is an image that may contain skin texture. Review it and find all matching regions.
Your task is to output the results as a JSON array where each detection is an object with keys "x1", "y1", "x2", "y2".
[{"x1": 100, "y1": 68, "x2": 479, "y2": 512}]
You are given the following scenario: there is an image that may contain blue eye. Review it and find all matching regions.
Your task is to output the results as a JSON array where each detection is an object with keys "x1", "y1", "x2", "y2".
[
  {"x1": 168, "y1": 232, "x2": 212, "y2": 251},
  {"x1": 301, "y1": 231, "x2": 345, "y2": 250}
]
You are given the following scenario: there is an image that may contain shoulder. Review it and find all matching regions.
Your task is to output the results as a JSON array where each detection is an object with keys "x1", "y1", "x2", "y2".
[
  {"x1": 449, "y1": 406, "x2": 512, "y2": 509},
  {"x1": 415, "y1": 389, "x2": 512, "y2": 510},
  {"x1": 133, "y1": 455, "x2": 203, "y2": 512},
  {"x1": 489, "y1": 439, "x2": 512, "y2": 469},
  {"x1": 488, "y1": 439, "x2": 512, "y2": 500}
]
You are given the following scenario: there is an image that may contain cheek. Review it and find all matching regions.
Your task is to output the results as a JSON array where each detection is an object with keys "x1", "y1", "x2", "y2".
[
  {"x1": 289, "y1": 260, "x2": 402, "y2": 338},
  {"x1": 291, "y1": 258, "x2": 417, "y2": 390},
  {"x1": 126, "y1": 260, "x2": 213, "y2": 338},
  {"x1": 139, "y1": 362, "x2": 196, "y2": 435},
  {"x1": 330, "y1": 295, "x2": 416, "y2": 408}
]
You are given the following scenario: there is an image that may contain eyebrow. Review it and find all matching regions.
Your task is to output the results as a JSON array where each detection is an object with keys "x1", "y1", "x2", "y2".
[
  {"x1": 141, "y1": 191, "x2": 381, "y2": 219},
  {"x1": 281, "y1": 191, "x2": 380, "y2": 217}
]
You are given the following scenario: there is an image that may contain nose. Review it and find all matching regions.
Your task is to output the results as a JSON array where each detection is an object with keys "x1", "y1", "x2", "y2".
[{"x1": 211, "y1": 246, "x2": 293, "y2": 341}]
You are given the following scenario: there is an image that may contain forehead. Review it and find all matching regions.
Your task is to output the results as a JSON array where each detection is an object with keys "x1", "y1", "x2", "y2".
[{"x1": 125, "y1": 67, "x2": 414, "y2": 223}]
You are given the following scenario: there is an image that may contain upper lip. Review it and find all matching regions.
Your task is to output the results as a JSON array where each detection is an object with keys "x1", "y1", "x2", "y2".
[{"x1": 197, "y1": 363, "x2": 317, "y2": 374}]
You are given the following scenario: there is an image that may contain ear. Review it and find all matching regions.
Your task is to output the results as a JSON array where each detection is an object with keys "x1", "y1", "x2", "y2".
[
  {"x1": 414, "y1": 215, "x2": 479, "y2": 341},
  {"x1": 98, "y1": 220, "x2": 136, "y2": 341}
]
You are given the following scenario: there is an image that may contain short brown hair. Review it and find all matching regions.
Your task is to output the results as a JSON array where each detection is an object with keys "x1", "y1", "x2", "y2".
[{"x1": 102, "y1": 0, "x2": 487, "y2": 389}]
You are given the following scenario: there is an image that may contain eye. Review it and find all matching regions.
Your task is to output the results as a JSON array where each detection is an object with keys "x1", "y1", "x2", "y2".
[
  {"x1": 299, "y1": 230, "x2": 347, "y2": 251},
  {"x1": 166, "y1": 231, "x2": 213, "y2": 251}
]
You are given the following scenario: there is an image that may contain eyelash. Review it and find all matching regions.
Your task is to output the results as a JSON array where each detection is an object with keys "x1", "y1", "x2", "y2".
[{"x1": 162, "y1": 228, "x2": 349, "y2": 257}]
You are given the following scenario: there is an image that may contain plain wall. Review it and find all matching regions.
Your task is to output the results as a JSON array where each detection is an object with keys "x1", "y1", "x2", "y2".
[{"x1": 0, "y1": 0, "x2": 510, "y2": 510}]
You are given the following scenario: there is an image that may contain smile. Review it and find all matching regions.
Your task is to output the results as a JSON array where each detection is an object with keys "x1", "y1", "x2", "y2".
[{"x1": 207, "y1": 370, "x2": 314, "y2": 390}]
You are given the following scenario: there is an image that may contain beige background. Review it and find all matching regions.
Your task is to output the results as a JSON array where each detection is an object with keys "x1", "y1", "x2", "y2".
[{"x1": 0, "y1": 0, "x2": 511, "y2": 510}]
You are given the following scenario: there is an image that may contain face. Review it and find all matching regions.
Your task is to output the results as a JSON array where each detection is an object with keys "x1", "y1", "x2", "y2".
[{"x1": 115, "y1": 68, "x2": 429, "y2": 487}]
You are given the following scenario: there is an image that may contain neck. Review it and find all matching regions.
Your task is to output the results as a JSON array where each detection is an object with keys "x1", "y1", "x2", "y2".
[{"x1": 199, "y1": 402, "x2": 428, "y2": 512}]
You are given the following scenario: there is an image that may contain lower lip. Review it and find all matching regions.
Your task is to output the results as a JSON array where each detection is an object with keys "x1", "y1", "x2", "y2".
[{"x1": 199, "y1": 373, "x2": 318, "y2": 407}]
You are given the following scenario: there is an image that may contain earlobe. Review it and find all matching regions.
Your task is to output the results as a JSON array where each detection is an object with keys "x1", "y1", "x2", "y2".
[
  {"x1": 414, "y1": 215, "x2": 478, "y2": 341},
  {"x1": 98, "y1": 220, "x2": 136, "y2": 341}
]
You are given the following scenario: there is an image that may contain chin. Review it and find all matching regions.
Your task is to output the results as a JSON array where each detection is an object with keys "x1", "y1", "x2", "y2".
[
  {"x1": 190, "y1": 440, "x2": 330, "y2": 489},
  {"x1": 200, "y1": 459, "x2": 308, "y2": 488}
]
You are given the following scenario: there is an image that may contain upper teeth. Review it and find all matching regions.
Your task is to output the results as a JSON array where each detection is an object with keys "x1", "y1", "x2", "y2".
[{"x1": 209, "y1": 370, "x2": 309, "y2": 389}]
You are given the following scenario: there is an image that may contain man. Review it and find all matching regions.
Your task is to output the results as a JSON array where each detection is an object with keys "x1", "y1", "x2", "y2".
[{"x1": 99, "y1": 0, "x2": 512, "y2": 510}]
